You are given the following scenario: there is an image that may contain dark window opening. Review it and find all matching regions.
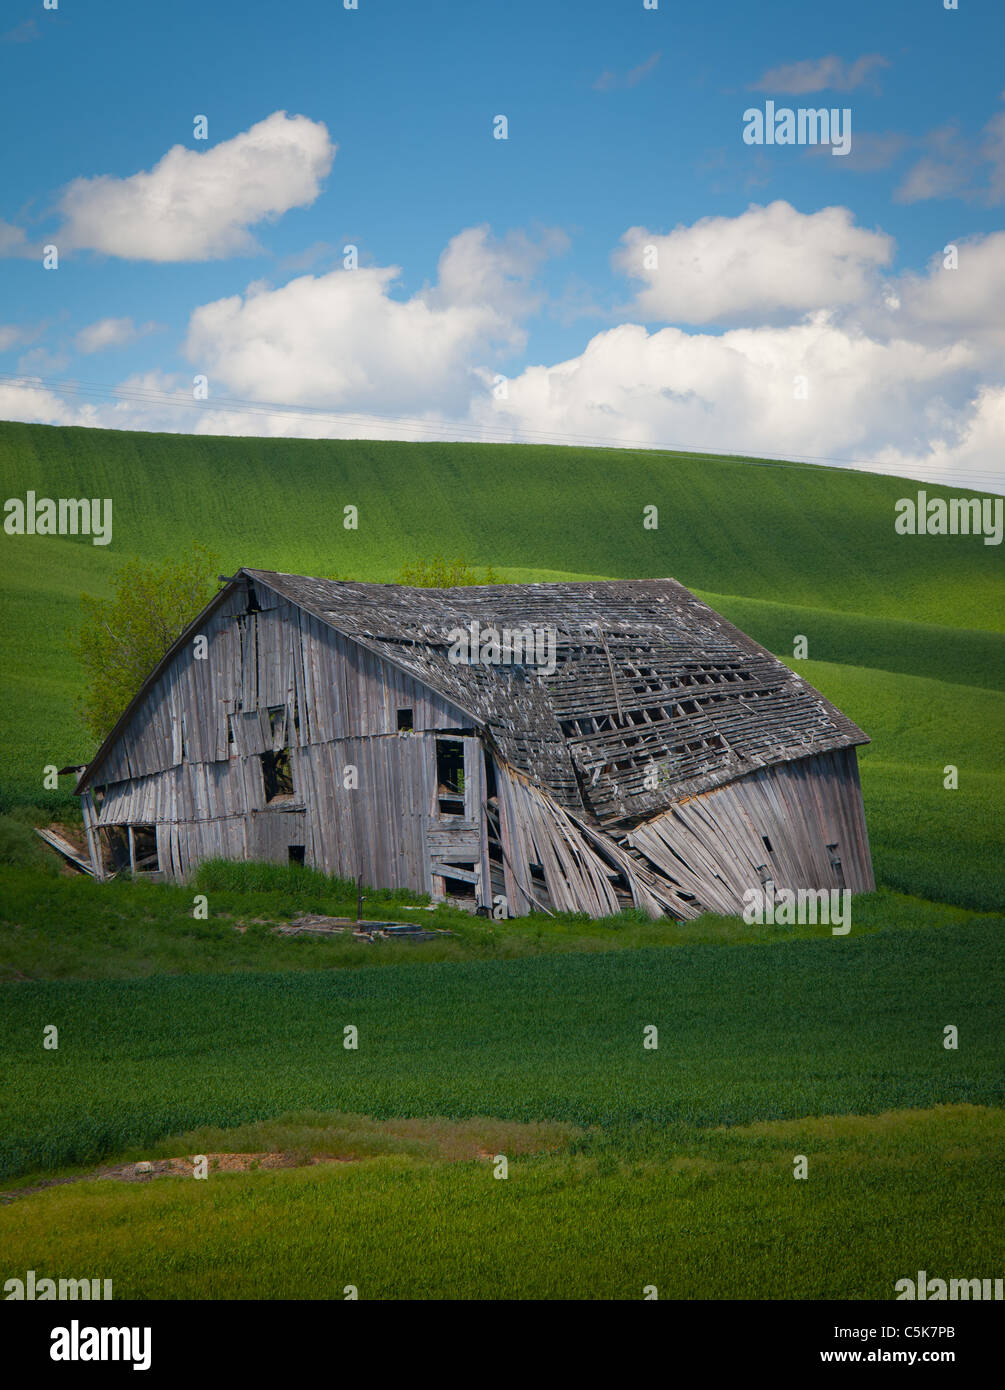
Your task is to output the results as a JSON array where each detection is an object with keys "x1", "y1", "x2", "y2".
[
  {"x1": 436, "y1": 740, "x2": 464, "y2": 792},
  {"x1": 104, "y1": 825, "x2": 129, "y2": 871},
  {"x1": 441, "y1": 863, "x2": 477, "y2": 898},
  {"x1": 762, "y1": 834, "x2": 774, "y2": 854},
  {"x1": 436, "y1": 738, "x2": 465, "y2": 814},
  {"x1": 261, "y1": 748, "x2": 294, "y2": 801},
  {"x1": 245, "y1": 581, "x2": 261, "y2": 614},
  {"x1": 397, "y1": 707, "x2": 414, "y2": 732},
  {"x1": 288, "y1": 845, "x2": 305, "y2": 865},
  {"x1": 132, "y1": 824, "x2": 159, "y2": 872}
]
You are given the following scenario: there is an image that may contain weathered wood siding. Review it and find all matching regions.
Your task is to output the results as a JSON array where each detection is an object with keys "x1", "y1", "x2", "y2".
[
  {"x1": 494, "y1": 760, "x2": 625, "y2": 918},
  {"x1": 626, "y1": 747, "x2": 874, "y2": 915},
  {"x1": 489, "y1": 747, "x2": 873, "y2": 922},
  {"x1": 89, "y1": 588, "x2": 472, "y2": 885}
]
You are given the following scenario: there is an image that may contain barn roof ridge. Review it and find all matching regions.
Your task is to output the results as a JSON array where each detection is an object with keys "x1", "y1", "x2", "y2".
[
  {"x1": 77, "y1": 565, "x2": 868, "y2": 820},
  {"x1": 241, "y1": 567, "x2": 868, "y2": 825}
]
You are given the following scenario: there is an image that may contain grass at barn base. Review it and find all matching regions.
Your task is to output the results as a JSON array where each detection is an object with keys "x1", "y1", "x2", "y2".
[
  {"x1": 0, "y1": 858, "x2": 996, "y2": 981},
  {"x1": 2, "y1": 1105, "x2": 1000, "y2": 1300}
]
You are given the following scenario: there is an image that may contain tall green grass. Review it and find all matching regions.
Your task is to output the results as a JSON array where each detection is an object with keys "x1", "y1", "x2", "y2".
[
  {"x1": 1, "y1": 856, "x2": 997, "y2": 983},
  {"x1": 3, "y1": 922, "x2": 1001, "y2": 1180}
]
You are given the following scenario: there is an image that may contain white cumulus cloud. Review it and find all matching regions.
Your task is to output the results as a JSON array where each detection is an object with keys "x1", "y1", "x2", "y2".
[
  {"x1": 868, "y1": 231, "x2": 1005, "y2": 360},
  {"x1": 57, "y1": 112, "x2": 335, "y2": 261},
  {"x1": 475, "y1": 317, "x2": 966, "y2": 449},
  {"x1": 183, "y1": 225, "x2": 564, "y2": 415},
  {"x1": 615, "y1": 201, "x2": 894, "y2": 325}
]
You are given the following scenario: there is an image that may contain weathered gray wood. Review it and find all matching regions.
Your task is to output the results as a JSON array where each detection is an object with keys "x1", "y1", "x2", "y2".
[
  {"x1": 73, "y1": 571, "x2": 874, "y2": 915},
  {"x1": 79, "y1": 788, "x2": 103, "y2": 879}
]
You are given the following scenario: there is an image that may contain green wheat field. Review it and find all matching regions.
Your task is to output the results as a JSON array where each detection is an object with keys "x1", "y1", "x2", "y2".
[{"x1": 0, "y1": 420, "x2": 1001, "y2": 1298}]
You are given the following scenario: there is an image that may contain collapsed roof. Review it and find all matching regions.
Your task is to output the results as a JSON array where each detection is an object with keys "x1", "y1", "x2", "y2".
[{"x1": 243, "y1": 569, "x2": 867, "y2": 829}]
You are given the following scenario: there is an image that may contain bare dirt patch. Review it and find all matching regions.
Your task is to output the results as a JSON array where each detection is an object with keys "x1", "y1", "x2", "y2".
[
  {"x1": 1, "y1": 1114, "x2": 582, "y2": 1204},
  {"x1": 1, "y1": 1153, "x2": 355, "y2": 1203}
]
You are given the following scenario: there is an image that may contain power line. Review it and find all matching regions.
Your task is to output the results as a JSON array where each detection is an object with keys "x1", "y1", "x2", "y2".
[{"x1": 0, "y1": 370, "x2": 1002, "y2": 488}]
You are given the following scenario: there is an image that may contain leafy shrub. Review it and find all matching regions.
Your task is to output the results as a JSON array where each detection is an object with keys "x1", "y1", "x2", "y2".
[
  {"x1": 394, "y1": 555, "x2": 503, "y2": 587},
  {"x1": 604, "y1": 908, "x2": 655, "y2": 927},
  {"x1": 70, "y1": 543, "x2": 220, "y2": 741}
]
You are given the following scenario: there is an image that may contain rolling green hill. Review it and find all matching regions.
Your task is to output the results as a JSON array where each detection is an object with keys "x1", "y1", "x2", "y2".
[
  {"x1": 0, "y1": 420, "x2": 1001, "y2": 909},
  {"x1": 1, "y1": 421, "x2": 1001, "y2": 626},
  {"x1": 1, "y1": 420, "x2": 1001, "y2": 1301}
]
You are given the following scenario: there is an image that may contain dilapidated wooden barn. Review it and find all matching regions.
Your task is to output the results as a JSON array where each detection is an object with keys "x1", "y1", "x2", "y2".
[{"x1": 73, "y1": 570, "x2": 874, "y2": 919}]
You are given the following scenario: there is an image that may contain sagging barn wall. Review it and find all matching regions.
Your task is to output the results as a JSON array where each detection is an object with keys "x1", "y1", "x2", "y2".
[
  {"x1": 625, "y1": 746, "x2": 875, "y2": 915},
  {"x1": 85, "y1": 581, "x2": 485, "y2": 892},
  {"x1": 491, "y1": 746, "x2": 873, "y2": 921}
]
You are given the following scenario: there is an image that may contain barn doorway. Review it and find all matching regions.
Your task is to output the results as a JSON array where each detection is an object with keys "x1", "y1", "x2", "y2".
[{"x1": 426, "y1": 737, "x2": 488, "y2": 910}]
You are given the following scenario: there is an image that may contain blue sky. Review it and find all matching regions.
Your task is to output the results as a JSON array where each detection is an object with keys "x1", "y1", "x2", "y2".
[{"x1": 1, "y1": 0, "x2": 1003, "y2": 488}]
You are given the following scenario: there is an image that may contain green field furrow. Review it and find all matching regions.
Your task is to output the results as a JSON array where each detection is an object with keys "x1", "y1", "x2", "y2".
[{"x1": 3, "y1": 923, "x2": 1001, "y2": 1181}]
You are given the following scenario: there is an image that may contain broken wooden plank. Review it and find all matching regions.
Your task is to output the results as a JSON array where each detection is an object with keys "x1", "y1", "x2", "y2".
[{"x1": 35, "y1": 828, "x2": 96, "y2": 876}]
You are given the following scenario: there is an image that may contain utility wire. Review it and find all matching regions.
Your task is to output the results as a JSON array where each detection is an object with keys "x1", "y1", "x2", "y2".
[{"x1": 0, "y1": 370, "x2": 1001, "y2": 487}]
